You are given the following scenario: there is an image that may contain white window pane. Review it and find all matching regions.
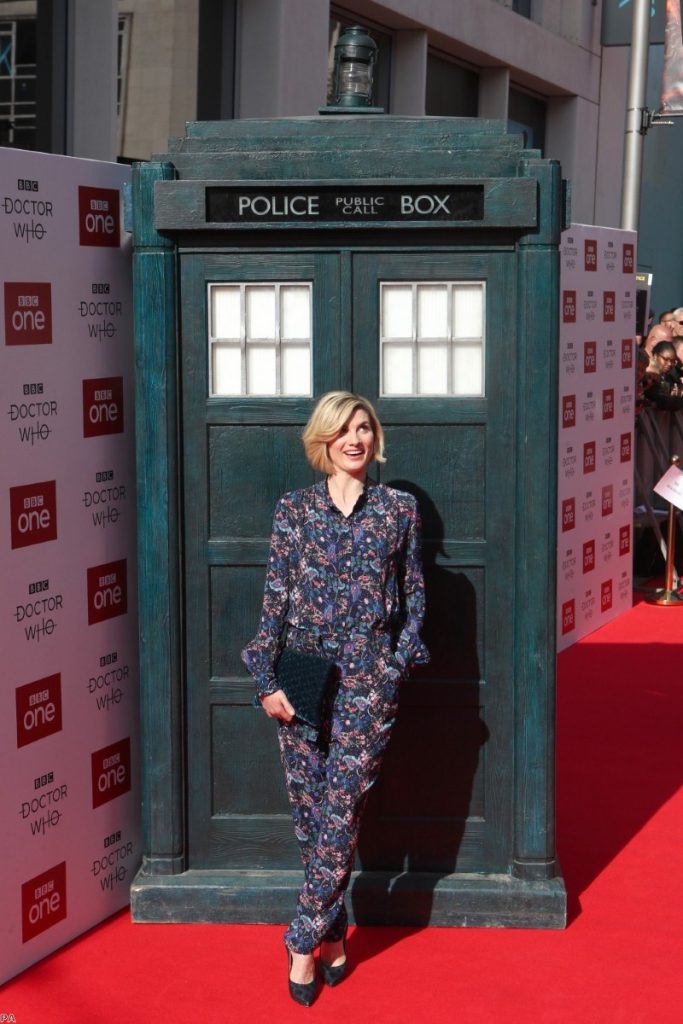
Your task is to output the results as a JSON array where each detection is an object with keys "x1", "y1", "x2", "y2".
[
  {"x1": 453, "y1": 344, "x2": 484, "y2": 395},
  {"x1": 281, "y1": 286, "x2": 311, "y2": 339},
  {"x1": 382, "y1": 343, "x2": 413, "y2": 394},
  {"x1": 212, "y1": 343, "x2": 242, "y2": 395},
  {"x1": 417, "y1": 285, "x2": 448, "y2": 338},
  {"x1": 382, "y1": 286, "x2": 413, "y2": 338},
  {"x1": 418, "y1": 345, "x2": 448, "y2": 394},
  {"x1": 281, "y1": 344, "x2": 311, "y2": 395},
  {"x1": 212, "y1": 286, "x2": 240, "y2": 339},
  {"x1": 246, "y1": 345, "x2": 277, "y2": 395},
  {"x1": 246, "y1": 286, "x2": 276, "y2": 339},
  {"x1": 453, "y1": 285, "x2": 484, "y2": 338}
]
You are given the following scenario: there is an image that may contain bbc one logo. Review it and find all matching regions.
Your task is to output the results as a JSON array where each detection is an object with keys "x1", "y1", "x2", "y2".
[
  {"x1": 619, "y1": 524, "x2": 631, "y2": 556},
  {"x1": 562, "y1": 290, "x2": 577, "y2": 324},
  {"x1": 602, "y1": 484, "x2": 614, "y2": 517},
  {"x1": 623, "y1": 243, "x2": 635, "y2": 274},
  {"x1": 562, "y1": 394, "x2": 576, "y2": 429},
  {"x1": 620, "y1": 432, "x2": 632, "y2": 463},
  {"x1": 602, "y1": 388, "x2": 615, "y2": 420},
  {"x1": 16, "y1": 673, "x2": 62, "y2": 748},
  {"x1": 621, "y1": 339, "x2": 633, "y2": 370},
  {"x1": 603, "y1": 291, "x2": 616, "y2": 322},
  {"x1": 4, "y1": 282, "x2": 52, "y2": 346},
  {"x1": 83, "y1": 377, "x2": 124, "y2": 438},
  {"x1": 562, "y1": 497, "x2": 576, "y2": 533},
  {"x1": 91, "y1": 737, "x2": 131, "y2": 808},
  {"x1": 601, "y1": 579, "x2": 613, "y2": 613},
  {"x1": 78, "y1": 186, "x2": 120, "y2": 247},
  {"x1": 22, "y1": 861, "x2": 67, "y2": 943},
  {"x1": 87, "y1": 558, "x2": 127, "y2": 625},
  {"x1": 9, "y1": 480, "x2": 57, "y2": 549},
  {"x1": 562, "y1": 599, "x2": 575, "y2": 636},
  {"x1": 584, "y1": 239, "x2": 598, "y2": 272},
  {"x1": 584, "y1": 341, "x2": 597, "y2": 374}
]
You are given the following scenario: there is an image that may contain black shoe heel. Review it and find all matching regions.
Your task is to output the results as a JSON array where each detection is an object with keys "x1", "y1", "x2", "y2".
[
  {"x1": 320, "y1": 932, "x2": 347, "y2": 988},
  {"x1": 287, "y1": 949, "x2": 317, "y2": 1007}
]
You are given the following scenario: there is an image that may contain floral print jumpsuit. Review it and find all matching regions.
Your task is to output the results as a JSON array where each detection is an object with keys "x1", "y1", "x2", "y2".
[{"x1": 242, "y1": 478, "x2": 428, "y2": 954}]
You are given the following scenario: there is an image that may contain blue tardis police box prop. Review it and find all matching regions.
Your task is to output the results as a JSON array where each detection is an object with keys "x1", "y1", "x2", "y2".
[{"x1": 130, "y1": 111, "x2": 567, "y2": 928}]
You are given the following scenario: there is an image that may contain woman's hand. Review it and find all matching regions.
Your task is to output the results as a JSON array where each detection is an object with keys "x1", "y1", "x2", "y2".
[{"x1": 260, "y1": 689, "x2": 296, "y2": 723}]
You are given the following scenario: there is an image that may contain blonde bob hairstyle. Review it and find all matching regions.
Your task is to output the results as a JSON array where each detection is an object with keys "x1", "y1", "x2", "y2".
[{"x1": 302, "y1": 391, "x2": 386, "y2": 474}]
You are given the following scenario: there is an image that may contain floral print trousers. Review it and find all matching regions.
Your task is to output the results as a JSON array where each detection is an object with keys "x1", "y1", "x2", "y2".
[{"x1": 278, "y1": 634, "x2": 401, "y2": 954}]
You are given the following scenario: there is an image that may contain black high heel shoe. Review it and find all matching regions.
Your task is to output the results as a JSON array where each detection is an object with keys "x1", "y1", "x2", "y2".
[
  {"x1": 320, "y1": 931, "x2": 347, "y2": 988},
  {"x1": 287, "y1": 949, "x2": 317, "y2": 1007}
]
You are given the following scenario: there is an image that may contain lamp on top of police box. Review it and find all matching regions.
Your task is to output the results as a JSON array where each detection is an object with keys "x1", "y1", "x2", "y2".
[{"x1": 321, "y1": 25, "x2": 383, "y2": 114}]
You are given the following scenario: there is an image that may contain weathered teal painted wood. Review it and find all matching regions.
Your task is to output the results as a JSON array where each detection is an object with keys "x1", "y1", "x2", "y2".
[
  {"x1": 154, "y1": 178, "x2": 537, "y2": 232},
  {"x1": 512, "y1": 158, "x2": 562, "y2": 880},
  {"x1": 132, "y1": 160, "x2": 184, "y2": 875},
  {"x1": 131, "y1": 113, "x2": 566, "y2": 927}
]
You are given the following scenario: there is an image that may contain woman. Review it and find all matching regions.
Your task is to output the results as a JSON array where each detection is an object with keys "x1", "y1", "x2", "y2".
[
  {"x1": 644, "y1": 341, "x2": 683, "y2": 410},
  {"x1": 242, "y1": 391, "x2": 429, "y2": 1006}
]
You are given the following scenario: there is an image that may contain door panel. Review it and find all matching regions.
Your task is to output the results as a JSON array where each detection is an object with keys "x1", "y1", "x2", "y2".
[
  {"x1": 352, "y1": 252, "x2": 515, "y2": 873},
  {"x1": 181, "y1": 252, "x2": 341, "y2": 867}
]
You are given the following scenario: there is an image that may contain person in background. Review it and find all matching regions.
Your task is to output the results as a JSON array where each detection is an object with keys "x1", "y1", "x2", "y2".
[
  {"x1": 643, "y1": 323, "x2": 674, "y2": 355},
  {"x1": 644, "y1": 341, "x2": 683, "y2": 410}
]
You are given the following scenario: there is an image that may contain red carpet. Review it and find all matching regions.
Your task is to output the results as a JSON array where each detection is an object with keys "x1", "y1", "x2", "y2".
[{"x1": 3, "y1": 596, "x2": 683, "y2": 1023}]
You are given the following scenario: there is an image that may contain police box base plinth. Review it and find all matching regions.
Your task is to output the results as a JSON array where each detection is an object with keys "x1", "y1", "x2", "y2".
[{"x1": 130, "y1": 867, "x2": 566, "y2": 930}]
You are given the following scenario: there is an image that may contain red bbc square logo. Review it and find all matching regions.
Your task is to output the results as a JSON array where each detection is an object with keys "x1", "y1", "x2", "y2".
[
  {"x1": 22, "y1": 862, "x2": 67, "y2": 943},
  {"x1": 621, "y1": 338, "x2": 633, "y2": 369},
  {"x1": 82, "y1": 377, "x2": 124, "y2": 438},
  {"x1": 623, "y1": 243, "x2": 635, "y2": 273},
  {"x1": 583, "y1": 441, "x2": 596, "y2": 474},
  {"x1": 601, "y1": 579, "x2": 613, "y2": 612},
  {"x1": 562, "y1": 394, "x2": 576, "y2": 428},
  {"x1": 78, "y1": 186, "x2": 120, "y2": 247},
  {"x1": 87, "y1": 558, "x2": 127, "y2": 625},
  {"x1": 561, "y1": 599, "x2": 575, "y2": 635},
  {"x1": 602, "y1": 484, "x2": 614, "y2": 517},
  {"x1": 583, "y1": 539, "x2": 596, "y2": 574},
  {"x1": 4, "y1": 282, "x2": 52, "y2": 345},
  {"x1": 10, "y1": 480, "x2": 57, "y2": 549},
  {"x1": 562, "y1": 497, "x2": 576, "y2": 533},
  {"x1": 584, "y1": 341, "x2": 597, "y2": 373},
  {"x1": 584, "y1": 239, "x2": 598, "y2": 271},
  {"x1": 603, "y1": 291, "x2": 616, "y2": 322},
  {"x1": 16, "y1": 673, "x2": 62, "y2": 748},
  {"x1": 91, "y1": 737, "x2": 131, "y2": 808},
  {"x1": 562, "y1": 291, "x2": 577, "y2": 323},
  {"x1": 620, "y1": 432, "x2": 632, "y2": 463},
  {"x1": 603, "y1": 388, "x2": 615, "y2": 420},
  {"x1": 619, "y1": 524, "x2": 631, "y2": 556}
]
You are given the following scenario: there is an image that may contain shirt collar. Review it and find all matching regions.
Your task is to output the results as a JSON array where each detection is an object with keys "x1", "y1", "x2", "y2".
[{"x1": 316, "y1": 476, "x2": 377, "y2": 517}]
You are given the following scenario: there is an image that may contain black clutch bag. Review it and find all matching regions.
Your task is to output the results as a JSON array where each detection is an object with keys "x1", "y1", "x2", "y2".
[{"x1": 274, "y1": 647, "x2": 336, "y2": 728}]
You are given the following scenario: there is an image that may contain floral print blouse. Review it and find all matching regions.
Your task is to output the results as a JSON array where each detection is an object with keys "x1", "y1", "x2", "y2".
[{"x1": 241, "y1": 478, "x2": 429, "y2": 700}]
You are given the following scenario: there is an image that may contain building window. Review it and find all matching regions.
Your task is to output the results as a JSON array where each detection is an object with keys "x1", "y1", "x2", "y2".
[
  {"x1": 380, "y1": 282, "x2": 486, "y2": 397},
  {"x1": 512, "y1": 0, "x2": 532, "y2": 17},
  {"x1": 328, "y1": 10, "x2": 392, "y2": 111},
  {"x1": 508, "y1": 86, "x2": 546, "y2": 154},
  {"x1": 209, "y1": 283, "x2": 313, "y2": 397},
  {"x1": 0, "y1": 17, "x2": 37, "y2": 150},
  {"x1": 425, "y1": 53, "x2": 479, "y2": 117}
]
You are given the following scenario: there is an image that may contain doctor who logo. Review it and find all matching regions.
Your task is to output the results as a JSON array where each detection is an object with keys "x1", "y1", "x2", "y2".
[
  {"x1": 4, "y1": 282, "x2": 52, "y2": 345},
  {"x1": 78, "y1": 186, "x2": 120, "y2": 247}
]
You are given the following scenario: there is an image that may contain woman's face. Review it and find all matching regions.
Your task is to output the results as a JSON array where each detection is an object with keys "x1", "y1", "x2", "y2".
[
  {"x1": 328, "y1": 407, "x2": 375, "y2": 477},
  {"x1": 655, "y1": 349, "x2": 676, "y2": 374}
]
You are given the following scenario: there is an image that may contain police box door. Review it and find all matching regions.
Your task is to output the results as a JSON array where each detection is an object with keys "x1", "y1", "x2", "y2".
[{"x1": 182, "y1": 247, "x2": 515, "y2": 876}]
